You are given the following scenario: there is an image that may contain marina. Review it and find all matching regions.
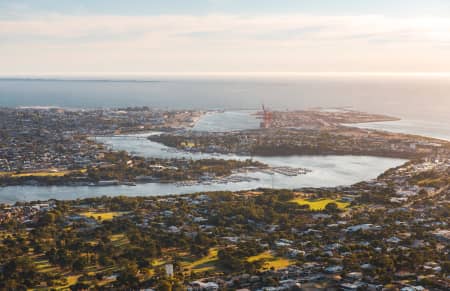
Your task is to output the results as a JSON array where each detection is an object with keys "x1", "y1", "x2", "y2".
[
  {"x1": 0, "y1": 111, "x2": 406, "y2": 203},
  {"x1": 0, "y1": 111, "x2": 407, "y2": 203}
]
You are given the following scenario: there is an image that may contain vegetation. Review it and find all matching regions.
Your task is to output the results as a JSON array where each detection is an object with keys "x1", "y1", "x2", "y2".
[
  {"x1": 149, "y1": 127, "x2": 449, "y2": 159},
  {"x1": 0, "y1": 150, "x2": 265, "y2": 186},
  {"x1": 180, "y1": 248, "x2": 219, "y2": 273},
  {"x1": 79, "y1": 211, "x2": 128, "y2": 221},
  {"x1": 290, "y1": 198, "x2": 350, "y2": 211},
  {"x1": 0, "y1": 162, "x2": 449, "y2": 289},
  {"x1": 0, "y1": 169, "x2": 85, "y2": 178},
  {"x1": 247, "y1": 251, "x2": 294, "y2": 271}
]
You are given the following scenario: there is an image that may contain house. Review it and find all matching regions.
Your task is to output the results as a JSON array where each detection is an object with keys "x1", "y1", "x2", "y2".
[
  {"x1": 345, "y1": 224, "x2": 381, "y2": 232},
  {"x1": 432, "y1": 229, "x2": 450, "y2": 243},
  {"x1": 188, "y1": 281, "x2": 219, "y2": 291},
  {"x1": 345, "y1": 272, "x2": 363, "y2": 280},
  {"x1": 400, "y1": 286, "x2": 426, "y2": 291},
  {"x1": 193, "y1": 216, "x2": 208, "y2": 223},
  {"x1": 324, "y1": 265, "x2": 343, "y2": 274},
  {"x1": 168, "y1": 226, "x2": 180, "y2": 233},
  {"x1": 275, "y1": 239, "x2": 293, "y2": 247},
  {"x1": 340, "y1": 282, "x2": 366, "y2": 290},
  {"x1": 386, "y1": 236, "x2": 401, "y2": 244}
]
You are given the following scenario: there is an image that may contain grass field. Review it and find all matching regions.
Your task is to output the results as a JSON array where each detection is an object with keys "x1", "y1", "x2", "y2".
[
  {"x1": 109, "y1": 233, "x2": 130, "y2": 247},
  {"x1": 0, "y1": 169, "x2": 86, "y2": 178},
  {"x1": 33, "y1": 275, "x2": 81, "y2": 290},
  {"x1": 151, "y1": 258, "x2": 167, "y2": 267},
  {"x1": 181, "y1": 248, "x2": 219, "y2": 273},
  {"x1": 80, "y1": 211, "x2": 127, "y2": 221},
  {"x1": 417, "y1": 177, "x2": 448, "y2": 187},
  {"x1": 34, "y1": 258, "x2": 58, "y2": 273},
  {"x1": 50, "y1": 275, "x2": 80, "y2": 290},
  {"x1": 180, "y1": 141, "x2": 196, "y2": 148},
  {"x1": 11, "y1": 171, "x2": 69, "y2": 177},
  {"x1": 246, "y1": 251, "x2": 294, "y2": 270},
  {"x1": 30, "y1": 254, "x2": 81, "y2": 290},
  {"x1": 290, "y1": 198, "x2": 350, "y2": 211},
  {"x1": 262, "y1": 257, "x2": 293, "y2": 270},
  {"x1": 247, "y1": 251, "x2": 273, "y2": 263},
  {"x1": 0, "y1": 230, "x2": 12, "y2": 241}
]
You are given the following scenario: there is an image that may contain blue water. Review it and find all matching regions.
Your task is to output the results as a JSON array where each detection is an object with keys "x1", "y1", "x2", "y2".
[
  {"x1": 0, "y1": 155, "x2": 405, "y2": 204},
  {"x1": 0, "y1": 130, "x2": 406, "y2": 203},
  {"x1": 193, "y1": 111, "x2": 260, "y2": 132},
  {"x1": 0, "y1": 75, "x2": 448, "y2": 202},
  {"x1": 1, "y1": 76, "x2": 449, "y2": 124},
  {"x1": 350, "y1": 119, "x2": 450, "y2": 141},
  {"x1": 0, "y1": 113, "x2": 407, "y2": 203}
]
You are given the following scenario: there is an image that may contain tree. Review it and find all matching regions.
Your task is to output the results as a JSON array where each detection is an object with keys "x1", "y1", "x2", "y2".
[
  {"x1": 325, "y1": 202, "x2": 339, "y2": 213},
  {"x1": 115, "y1": 262, "x2": 140, "y2": 289},
  {"x1": 157, "y1": 280, "x2": 172, "y2": 291},
  {"x1": 70, "y1": 282, "x2": 90, "y2": 290},
  {"x1": 72, "y1": 257, "x2": 87, "y2": 272},
  {"x1": 39, "y1": 212, "x2": 56, "y2": 226}
]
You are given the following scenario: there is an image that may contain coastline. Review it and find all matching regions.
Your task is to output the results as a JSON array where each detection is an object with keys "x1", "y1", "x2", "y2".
[
  {"x1": 0, "y1": 109, "x2": 446, "y2": 203},
  {"x1": 347, "y1": 119, "x2": 450, "y2": 142},
  {"x1": 0, "y1": 154, "x2": 407, "y2": 203}
]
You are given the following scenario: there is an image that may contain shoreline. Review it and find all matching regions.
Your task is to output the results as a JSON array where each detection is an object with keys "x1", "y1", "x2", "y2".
[
  {"x1": 0, "y1": 154, "x2": 408, "y2": 204},
  {"x1": 347, "y1": 119, "x2": 450, "y2": 142},
  {"x1": 0, "y1": 109, "x2": 446, "y2": 203}
]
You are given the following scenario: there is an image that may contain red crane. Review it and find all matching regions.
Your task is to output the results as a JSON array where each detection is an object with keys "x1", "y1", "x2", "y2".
[{"x1": 261, "y1": 104, "x2": 273, "y2": 129}]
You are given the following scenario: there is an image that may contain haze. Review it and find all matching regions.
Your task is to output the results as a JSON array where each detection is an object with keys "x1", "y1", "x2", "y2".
[{"x1": 1, "y1": 0, "x2": 450, "y2": 75}]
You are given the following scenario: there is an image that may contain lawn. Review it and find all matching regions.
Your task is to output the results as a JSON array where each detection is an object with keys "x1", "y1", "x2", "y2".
[
  {"x1": 34, "y1": 258, "x2": 58, "y2": 273},
  {"x1": 0, "y1": 169, "x2": 87, "y2": 178},
  {"x1": 30, "y1": 254, "x2": 81, "y2": 290},
  {"x1": 35, "y1": 274, "x2": 81, "y2": 290},
  {"x1": 80, "y1": 211, "x2": 127, "y2": 221},
  {"x1": 180, "y1": 141, "x2": 196, "y2": 148},
  {"x1": 290, "y1": 198, "x2": 349, "y2": 211},
  {"x1": 52, "y1": 275, "x2": 81, "y2": 290},
  {"x1": 263, "y1": 257, "x2": 293, "y2": 270},
  {"x1": 417, "y1": 177, "x2": 448, "y2": 187},
  {"x1": 151, "y1": 258, "x2": 167, "y2": 267},
  {"x1": 109, "y1": 233, "x2": 130, "y2": 247},
  {"x1": 0, "y1": 230, "x2": 12, "y2": 241},
  {"x1": 11, "y1": 171, "x2": 69, "y2": 177},
  {"x1": 181, "y1": 248, "x2": 219, "y2": 273},
  {"x1": 246, "y1": 251, "x2": 294, "y2": 271},
  {"x1": 247, "y1": 251, "x2": 273, "y2": 263}
]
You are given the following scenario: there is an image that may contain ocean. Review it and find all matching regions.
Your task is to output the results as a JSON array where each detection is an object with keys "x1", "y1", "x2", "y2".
[
  {"x1": 0, "y1": 75, "x2": 449, "y2": 202},
  {"x1": 1, "y1": 75, "x2": 449, "y2": 122}
]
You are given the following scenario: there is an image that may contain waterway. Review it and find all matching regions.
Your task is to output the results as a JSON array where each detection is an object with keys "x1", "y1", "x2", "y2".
[
  {"x1": 0, "y1": 111, "x2": 407, "y2": 203},
  {"x1": 1, "y1": 75, "x2": 448, "y2": 202}
]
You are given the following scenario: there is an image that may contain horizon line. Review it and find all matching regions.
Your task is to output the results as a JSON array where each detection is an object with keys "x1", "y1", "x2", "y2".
[{"x1": 2, "y1": 71, "x2": 450, "y2": 79}]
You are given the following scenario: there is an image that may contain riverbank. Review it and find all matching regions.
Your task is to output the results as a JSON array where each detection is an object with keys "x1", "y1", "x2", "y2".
[
  {"x1": 0, "y1": 154, "x2": 407, "y2": 203},
  {"x1": 1, "y1": 154, "x2": 448, "y2": 290},
  {"x1": 0, "y1": 109, "x2": 442, "y2": 203},
  {"x1": 0, "y1": 153, "x2": 265, "y2": 187},
  {"x1": 348, "y1": 119, "x2": 450, "y2": 142},
  {"x1": 149, "y1": 126, "x2": 449, "y2": 160}
]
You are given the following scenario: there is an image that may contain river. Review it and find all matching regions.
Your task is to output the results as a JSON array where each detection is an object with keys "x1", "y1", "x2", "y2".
[{"x1": 0, "y1": 111, "x2": 408, "y2": 203}]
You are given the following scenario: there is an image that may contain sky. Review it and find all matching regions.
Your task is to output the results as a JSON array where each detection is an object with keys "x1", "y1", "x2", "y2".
[{"x1": 1, "y1": 0, "x2": 450, "y2": 75}]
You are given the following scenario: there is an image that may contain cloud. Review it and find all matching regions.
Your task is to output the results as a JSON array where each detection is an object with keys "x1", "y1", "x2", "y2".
[
  {"x1": 2, "y1": 13, "x2": 449, "y2": 44},
  {"x1": 1, "y1": 13, "x2": 450, "y2": 73}
]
